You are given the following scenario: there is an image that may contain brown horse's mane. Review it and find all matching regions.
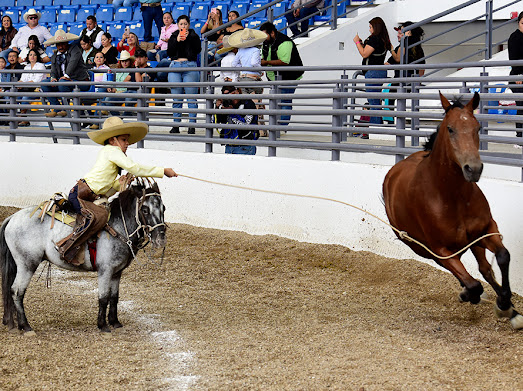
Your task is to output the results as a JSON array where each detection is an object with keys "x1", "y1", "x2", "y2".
[{"x1": 423, "y1": 98, "x2": 466, "y2": 152}]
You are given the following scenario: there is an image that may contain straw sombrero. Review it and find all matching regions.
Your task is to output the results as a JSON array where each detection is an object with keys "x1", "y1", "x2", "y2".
[
  {"x1": 23, "y1": 9, "x2": 42, "y2": 23},
  {"x1": 216, "y1": 35, "x2": 234, "y2": 55},
  {"x1": 118, "y1": 50, "x2": 135, "y2": 62},
  {"x1": 88, "y1": 117, "x2": 148, "y2": 145},
  {"x1": 44, "y1": 29, "x2": 79, "y2": 47},
  {"x1": 228, "y1": 28, "x2": 267, "y2": 49}
]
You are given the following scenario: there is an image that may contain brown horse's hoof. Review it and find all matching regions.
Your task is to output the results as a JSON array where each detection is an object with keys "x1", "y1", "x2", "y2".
[
  {"x1": 100, "y1": 325, "x2": 111, "y2": 333},
  {"x1": 510, "y1": 314, "x2": 523, "y2": 330}
]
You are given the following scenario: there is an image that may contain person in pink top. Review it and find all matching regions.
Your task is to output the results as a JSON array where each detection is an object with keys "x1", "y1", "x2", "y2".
[{"x1": 147, "y1": 12, "x2": 177, "y2": 61}]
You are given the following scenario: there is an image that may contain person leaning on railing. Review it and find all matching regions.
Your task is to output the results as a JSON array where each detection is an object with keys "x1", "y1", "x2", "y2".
[{"x1": 508, "y1": 11, "x2": 523, "y2": 142}]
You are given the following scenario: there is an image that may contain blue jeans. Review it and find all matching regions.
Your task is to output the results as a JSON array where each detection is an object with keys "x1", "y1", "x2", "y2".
[
  {"x1": 142, "y1": 4, "x2": 163, "y2": 42},
  {"x1": 156, "y1": 58, "x2": 172, "y2": 82},
  {"x1": 112, "y1": 0, "x2": 138, "y2": 7},
  {"x1": 147, "y1": 49, "x2": 168, "y2": 62},
  {"x1": 41, "y1": 78, "x2": 91, "y2": 107},
  {"x1": 168, "y1": 61, "x2": 199, "y2": 123},
  {"x1": 225, "y1": 145, "x2": 256, "y2": 155},
  {"x1": 100, "y1": 90, "x2": 137, "y2": 116},
  {"x1": 279, "y1": 86, "x2": 295, "y2": 125},
  {"x1": 285, "y1": 6, "x2": 318, "y2": 35},
  {"x1": 365, "y1": 69, "x2": 387, "y2": 124}
]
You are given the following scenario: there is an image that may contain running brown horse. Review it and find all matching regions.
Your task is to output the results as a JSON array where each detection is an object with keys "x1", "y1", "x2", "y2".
[{"x1": 383, "y1": 92, "x2": 523, "y2": 330}]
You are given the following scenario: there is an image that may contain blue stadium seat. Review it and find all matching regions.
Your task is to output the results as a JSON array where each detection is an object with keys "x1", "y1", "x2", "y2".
[
  {"x1": 129, "y1": 21, "x2": 144, "y2": 40},
  {"x1": 16, "y1": 0, "x2": 33, "y2": 7},
  {"x1": 3, "y1": 8, "x2": 23, "y2": 24},
  {"x1": 273, "y1": 17, "x2": 286, "y2": 35},
  {"x1": 271, "y1": 1, "x2": 288, "y2": 18},
  {"x1": 191, "y1": 19, "x2": 205, "y2": 36},
  {"x1": 172, "y1": 3, "x2": 191, "y2": 20},
  {"x1": 53, "y1": 0, "x2": 71, "y2": 5},
  {"x1": 231, "y1": 3, "x2": 248, "y2": 17},
  {"x1": 132, "y1": 7, "x2": 141, "y2": 21},
  {"x1": 190, "y1": 3, "x2": 209, "y2": 20},
  {"x1": 106, "y1": 21, "x2": 125, "y2": 38},
  {"x1": 1, "y1": 0, "x2": 16, "y2": 7},
  {"x1": 35, "y1": 0, "x2": 53, "y2": 5},
  {"x1": 114, "y1": 6, "x2": 132, "y2": 22},
  {"x1": 162, "y1": 4, "x2": 172, "y2": 13},
  {"x1": 246, "y1": 18, "x2": 263, "y2": 30},
  {"x1": 75, "y1": 0, "x2": 90, "y2": 4},
  {"x1": 49, "y1": 23, "x2": 68, "y2": 37},
  {"x1": 314, "y1": 0, "x2": 345, "y2": 22},
  {"x1": 248, "y1": 3, "x2": 266, "y2": 18},
  {"x1": 69, "y1": 22, "x2": 85, "y2": 35},
  {"x1": 40, "y1": 6, "x2": 60, "y2": 24},
  {"x1": 76, "y1": 5, "x2": 98, "y2": 22},
  {"x1": 196, "y1": 0, "x2": 212, "y2": 7},
  {"x1": 96, "y1": 5, "x2": 114, "y2": 22},
  {"x1": 90, "y1": 0, "x2": 108, "y2": 4},
  {"x1": 57, "y1": 6, "x2": 78, "y2": 24},
  {"x1": 213, "y1": 2, "x2": 229, "y2": 18}
]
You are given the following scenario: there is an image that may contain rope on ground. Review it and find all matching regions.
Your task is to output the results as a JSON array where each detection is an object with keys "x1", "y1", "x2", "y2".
[{"x1": 177, "y1": 174, "x2": 502, "y2": 261}]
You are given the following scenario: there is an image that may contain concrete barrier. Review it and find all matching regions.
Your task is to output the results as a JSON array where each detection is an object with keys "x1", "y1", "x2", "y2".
[{"x1": 1, "y1": 141, "x2": 522, "y2": 294}]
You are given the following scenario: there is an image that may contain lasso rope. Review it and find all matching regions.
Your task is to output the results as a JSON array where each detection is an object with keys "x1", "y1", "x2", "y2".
[{"x1": 177, "y1": 173, "x2": 502, "y2": 261}]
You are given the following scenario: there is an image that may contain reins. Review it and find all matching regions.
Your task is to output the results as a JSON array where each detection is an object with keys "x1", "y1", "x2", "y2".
[{"x1": 177, "y1": 173, "x2": 502, "y2": 261}]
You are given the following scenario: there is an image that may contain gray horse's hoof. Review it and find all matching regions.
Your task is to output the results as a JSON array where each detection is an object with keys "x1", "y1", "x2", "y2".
[
  {"x1": 510, "y1": 314, "x2": 523, "y2": 330},
  {"x1": 494, "y1": 304, "x2": 514, "y2": 319},
  {"x1": 24, "y1": 330, "x2": 36, "y2": 337}
]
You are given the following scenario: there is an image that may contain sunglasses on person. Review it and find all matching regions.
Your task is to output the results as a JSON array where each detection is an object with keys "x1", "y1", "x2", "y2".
[{"x1": 28, "y1": 16, "x2": 38, "y2": 20}]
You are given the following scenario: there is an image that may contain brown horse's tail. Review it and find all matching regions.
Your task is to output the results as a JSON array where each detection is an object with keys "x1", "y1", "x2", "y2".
[{"x1": 0, "y1": 216, "x2": 16, "y2": 329}]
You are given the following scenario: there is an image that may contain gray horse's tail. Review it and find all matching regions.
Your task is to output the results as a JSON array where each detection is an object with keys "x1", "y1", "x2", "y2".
[{"x1": 0, "y1": 216, "x2": 16, "y2": 328}]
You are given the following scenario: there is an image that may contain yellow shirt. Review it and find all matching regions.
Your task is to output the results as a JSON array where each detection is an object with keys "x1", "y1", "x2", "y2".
[{"x1": 83, "y1": 145, "x2": 164, "y2": 196}]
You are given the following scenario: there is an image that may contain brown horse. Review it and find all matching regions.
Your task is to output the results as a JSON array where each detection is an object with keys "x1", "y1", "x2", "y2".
[{"x1": 383, "y1": 92, "x2": 523, "y2": 330}]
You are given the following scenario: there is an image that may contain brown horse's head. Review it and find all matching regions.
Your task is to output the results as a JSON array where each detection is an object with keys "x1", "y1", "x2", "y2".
[{"x1": 437, "y1": 92, "x2": 483, "y2": 182}]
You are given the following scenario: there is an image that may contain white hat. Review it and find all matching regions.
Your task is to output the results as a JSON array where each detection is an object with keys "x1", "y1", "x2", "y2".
[
  {"x1": 118, "y1": 50, "x2": 135, "y2": 62},
  {"x1": 44, "y1": 29, "x2": 79, "y2": 47},
  {"x1": 228, "y1": 28, "x2": 267, "y2": 49},
  {"x1": 23, "y1": 9, "x2": 42, "y2": 23},
  {"x1": 216, "y1": 35, "x2": 235, "y2": 55}
]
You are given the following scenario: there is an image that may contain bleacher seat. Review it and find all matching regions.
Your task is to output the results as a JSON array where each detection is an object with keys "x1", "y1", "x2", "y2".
[
  {"x1": 57, "y1": 6, "x2": 78, "y2": 24},
  {"x1": 36, "y1": 0, "x2": 53, "y2": 6},
  {"x1": 75, "y1": 0, "x2": 90, "y2": 4},
  {"x1": 114, "y1": 6, "x2": 132, "y2": 22},
  {"x1": 132, "y1": 7, "x2": 141, "y2": 21},
  {"x1": 314, "y1": 0, "x2": 345, "y2": 22},
  {"x1": 16, "y1": 0, "x2": 33, "y2": 7},
  {"x1": 53, "y1": 0, "x2": 71, "y2": 6},
  {"x1": 191, "y1": 3, "x2": 209, "y2": 20},
  {"x1": 90, "y1": 0, "x2": 108, "y2": 4},
  {"x1": 106, "y1": 21, "x2": 125, "y2": 38},
  {"x1": 273, "y1": 17, "x2": 286, "y2": 35},
  {"x1": 76, "y1": 5, "x2": 98, "y2": 22},
  {"x1": 69, "y1": 22, "x2": 85, "y2": 35},
  {"x1": 246, "y1": 19, "x2": 263, "y2": 30},
  {"x1": 3, "y1": 8, "x2": 23, "y2": 24},
  {"x1": 231, "y1": 3, "x2": 248, "y2": 17},
  {"x1": 49, "y1": 23, "x2": 68, "y2": 37},
  {"x1": 40, "y1": 7, "x2": 60, "y2": 24},
  {"x1": 129, "y1": 21, "x2": 144, "y2": 39},
  {"x1": 248, "y1": 3, "x2": 266, "y2": 18},
  {"x1": 96, "y1": 5, "x2": 114, "y2": 22},
  {"x1": 162, "y1": 4, "x2": 172, "y2": 13},
  {"x1": 213, "y1": 2, "x2": 229, "y2": 18},
  {"x1": 192, "y1": 20, "x2": 205, "y2": 36},
  {"x1": 1, "y1": 0, "x2": 16, "y2": 7},
  {"x1": 172, "y1": 3, "x2": 191, "y2": 20},
  {"x1": 271, "y1": 1, "x2": 288, "y2": 18}
]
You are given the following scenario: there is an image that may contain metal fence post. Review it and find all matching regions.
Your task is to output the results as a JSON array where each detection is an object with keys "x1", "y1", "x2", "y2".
[
  {"x1": 268, "y1": 86, "x2": 277, "y2": 157},
  {"x1": 9, "y1": 84, "x2": 17, "y2": 141},
  {"x1": 479, "y1": 71, "x2": 488, "y2": 150},
  {"x1": 267, "y1": 6, "x2": 274, "y2": 22},
  {"x1": 340, "y1": 73, "x2": 348, "y2": 142},
  {"x1": 72, "y1": 87, "x2": 81, "y2": 144},
  {"x1": 205, "y1": 75, "x2": 214, "y2": 153},
  {"x1": 395, "y1": 83, "x2": 406, "y2": 163},
  {"x1": 411, "y1": 80, "x2": 419, "y2": 147},
  {"x1": 332, "y1": 86, "x2": 342, "y2": 161},
  {"x1": 485, "y1": 0, "x2": 493, "y2": 60},
  {"x1": 330, "y1": 0, "x2": 338, "y2": 30},
  {"x1": 136, "y1": 84, "x2": 146, "y2": 149}
]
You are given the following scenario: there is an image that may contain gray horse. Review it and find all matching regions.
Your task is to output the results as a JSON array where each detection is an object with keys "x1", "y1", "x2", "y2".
[{"x1": 0, "y1": 182, "x2": 167, "y2": 333}]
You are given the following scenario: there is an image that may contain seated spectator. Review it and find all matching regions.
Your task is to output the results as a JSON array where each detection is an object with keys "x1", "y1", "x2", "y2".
[
  {"x1": 214, "y1": 85, "x2": 259, "y2": 155},
  {"x1": 117, "y1": 30, "x2": 140, "y2": 56},
  {"x1": 90, "y1": 51, "x2": 111, "y2": 129},
  {"x1": 216, "y1": 36, "x2": 239, "y2": 82},
  {"x1": 0, "y1": 56, "x2": 8, "y2": 125},
  {"x1": 18, "y1": 48, "x2": 47, "y2": 126},
  {"x1": 4, "y1": 49, "x2": 23, "y2": 82},
  {"x1": 80, "y1": 35, "x2": 98, "y2": 68},
  {"x1": 79, "y1": 15, "x2": 104, "y2": 50},
  {"x1": 285, "y1": 0, "x2": 324, "y2": 38},
  {"x1": 18, "y1": 35, "x2": 50, "y2": 65},
  {"x1": 134, "y1": 48, "x2": 157, "y2": 82},
  {"x1": 224, "y1": 11, "x2": 244, "y2": 35},
  {"x1": 148, "y1": 12, "x2": 177, "y2": 62},
  {"x1": 0, "y1": 16, "x2": 17, "y2": 60},
  {"x1": 10, "y1": 9, "x2": 52, "y2": 54},
  {"x1": 100, "y1": 50, "x2": 133, "y2": 116},
  {"x1": 100, "y1": 33, "x2": 119, "y2": 66},
  {"x1": 201, "y1": 8, "x2": 224, "y2": 60}
]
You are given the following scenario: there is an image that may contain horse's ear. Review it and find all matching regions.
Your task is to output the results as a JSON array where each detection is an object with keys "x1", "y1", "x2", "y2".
[
  {"x1": 465, "y1": 92, "x2": 480, "y2": 112},
  {"x1": 439, "y1": 91, "x2": 451, "y2": 111}
]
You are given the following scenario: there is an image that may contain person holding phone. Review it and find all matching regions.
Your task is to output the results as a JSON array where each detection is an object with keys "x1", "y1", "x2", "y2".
[
  {"x1": 167, "y1": 15, "x2": 201, "y2": 134},
  {"x1": 117, "y1": 30, "x2": 140, "y2": 56},
  {"x1": 201, "y1": 8, "x2": 224, "y2": 60}
]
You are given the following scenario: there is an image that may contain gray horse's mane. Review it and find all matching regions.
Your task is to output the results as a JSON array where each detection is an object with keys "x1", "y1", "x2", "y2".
[{"x1": 110, "y1": 180, "x2": 161, "y2": 212}]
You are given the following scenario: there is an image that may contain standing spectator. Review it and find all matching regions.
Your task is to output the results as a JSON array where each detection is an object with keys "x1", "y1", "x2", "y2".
[
  {"x1": 10, "y1": 9, "x2": 52, "y2": 53},
  {"x1": 214, "y1": 85, "x2": 259, "y2": 155},
  {"x1": 79, "y1": 15, "x2": 104, "y2": 50},
  {"x1": 148, "y1": 12, "x2": 177, "y2": 62},
  {"x1": 113, "y1": 0, "x2": 163, "y2": 45},
  {"x1": 112, "y1": 0, "x2": 138, "y2": 7},
  {"x1": 285, "y1": 0, "x2": 324, "y2": 38},
  {"x1": 167, "y1": 15, "x2": 200, "y2": 134},
  {"x1": 41, "y1": 30, "x2": 90, "y2": 118},
  {"x1": 508, "y1": 11, "x2": 523, "y2": 141},
  {"x1": 0, "y1": 16, "x2": 17, "y2": 60},
  {"x1": 100, "y1": 50, "x2": 133, "y2": 116},
  {"x1": 18, "y1": 35, "x2": 50, "y2": 65},
  {"x1": 353, "y1": 17, "x2": 392, "y2": 125},
  {"x1": 100, "y1": 33, "x2": 119, "y2": 66},
  {"x1": 216, "y1": 36, "x2": 239, "y2": 82},
  {"x1": 18, "y1": 48, "x2": 47, "y2": 127},
  {"x1": 117, "y1": 31, "x2": 140, "y2": 56},
  {"x1": 259, "y1": 21, "x2": 304, "y2": 126},
  {"x1": 80, "y1": 35, "x2": 98, "y2": 68}
]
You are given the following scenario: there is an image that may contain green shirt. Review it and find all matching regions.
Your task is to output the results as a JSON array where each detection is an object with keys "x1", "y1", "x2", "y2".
[{"x1": 265, "y1": 41, "x2": 294, "y2": 81}]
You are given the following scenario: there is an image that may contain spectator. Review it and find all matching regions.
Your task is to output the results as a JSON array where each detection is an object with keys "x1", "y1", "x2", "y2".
[
  {"x1": 100, "y1": 50, "x2": 133, "y2": 116},
  {"x1": 224, "y1": 11, "x2": 244, "y2": 35},
  {"x1": 167, "y1": 15, "x2": 200, "y2": 134},
  {"x1": 387, "y1": 21, "x2": 425, "y2": 77},
  {"x1": 4, "y1": 49, "x2": 23, "y2": 82},
  {"x1": 42, "y1": 30, "x2": 90, "y2": 118},
  {"x1": 201, "y1": 8, "x2": 225, "y2": 62},
  {"x1": 112, "y1": 0, "x2": 138, "y2": 7},
  {"x1": 148, "y1": 12, "x2": 177, "y2": 62},
  {"x1": 90, "y1": 51, "x2": 111, "y2": 129},
  {"x1": 508, "y1": 11, "x2": 523, "y2": 140},
  {"x1": 0, "y1": 16, "x2": 17, "y2": 59},
  {"x1": 0, "y1": 56, "x2": 8, "y2": 125},
  {"x1": 10, "y1": 9, "x2": 52, "y2": 53},
  {"x1": 216, "y1": 36, "x2": 239, "y2": 82},
  {"x1": 18, "y1": 48, "x2": 47, "y2": 127},
  {"x1": 259, "y1": 21, "x2": 304, "y2": 126},
  {"x1": 117, "y1": 31, "x2": 140, "y2": 56},
  {"x1": 100, "y1": 32, "x2": 119, "y2": 66},
  {"x1": 134, "y1": 48, "x2": 157, "y2": 82},
  {"x1": 79, "y1": 15, "x2": 104, "y2": 50},
  {"x1": 115, "y1": 0, "x2": 164, "y2": 45},
  {"x1": 353, "y1": 17, "x2": 392, "y2": 125},
  {"x1": 18, "y1": 35, "x2": 50, "y2": 65},
  {"x1": 214, "y1": 85, "x2": 259, "y2": 155},
  {"x1": 80, "y1": 35, "x2": 98, "y2": 68},
  {"x1": 285, "y1": 0, "x2": 324, "y2": 38}
]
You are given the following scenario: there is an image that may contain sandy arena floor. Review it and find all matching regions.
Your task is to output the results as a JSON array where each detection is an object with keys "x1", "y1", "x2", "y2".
[{"x1": 0, "y1": 206, "x2": 522, "y2": 391}]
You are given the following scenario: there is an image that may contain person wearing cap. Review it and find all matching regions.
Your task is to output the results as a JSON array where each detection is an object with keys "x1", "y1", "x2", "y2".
[
  {"x1": 387, "y1": 22, "x2": 425, "y2": 77},
  {"x1": 285, "y1": 0, "x2": 324, "y2": 38},
  {"x1": 56, "y1": 116, "x2": 177, "y2": 263},
  {"x1": 9, "y1": 9, "x2": 52, "y2": 53},
  {"x1": 133, "y1": 48, "x2": 157, "y2": 82},
  {"x1": 41, "y1": 30, "x2": 90, "y2": 118}
]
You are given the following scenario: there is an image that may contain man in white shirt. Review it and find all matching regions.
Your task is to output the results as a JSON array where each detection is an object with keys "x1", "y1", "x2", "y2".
[
  {"x1": 10, "y1": 9, "x2": 52, "y2": 52},
  {"x1": 79, "y1": 15, "x2": 104, "y2": 50}
]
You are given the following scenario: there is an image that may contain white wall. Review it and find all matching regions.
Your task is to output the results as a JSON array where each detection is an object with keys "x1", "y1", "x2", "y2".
[{"x1": 1, "y1": 141, "x2": 522, "y2": 294}]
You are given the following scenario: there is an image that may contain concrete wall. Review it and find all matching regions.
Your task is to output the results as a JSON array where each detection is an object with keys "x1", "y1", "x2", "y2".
[{"x1": 1, "y1": 141, "x2": 522, "y2": 294}]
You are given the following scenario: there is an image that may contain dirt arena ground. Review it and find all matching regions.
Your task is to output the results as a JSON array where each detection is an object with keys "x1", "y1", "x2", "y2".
[{"x1": 0, "y1": 205, "x2": 522, "y2": 391}]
